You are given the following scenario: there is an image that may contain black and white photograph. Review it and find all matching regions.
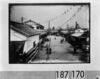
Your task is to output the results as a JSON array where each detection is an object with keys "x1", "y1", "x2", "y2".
[{"x1": 9, "y1": 3, "x2": 90, "y2": 64}]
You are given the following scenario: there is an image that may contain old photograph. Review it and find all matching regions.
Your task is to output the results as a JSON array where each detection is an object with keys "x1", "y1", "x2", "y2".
[{"x1": 9, "y1": 3, "x2": 90, "y2": 64}]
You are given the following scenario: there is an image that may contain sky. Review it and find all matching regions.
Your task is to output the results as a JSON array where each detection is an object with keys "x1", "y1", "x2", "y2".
[{"x1": 10, "y1": 5, "x2": 89, "y2": 29}]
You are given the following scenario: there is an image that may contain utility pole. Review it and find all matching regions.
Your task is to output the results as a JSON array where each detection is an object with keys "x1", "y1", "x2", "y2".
[
  {"x1": 48, "y1": 20, "x2": 50, "y2": 33},
  {"x1": 47, "y1": 20, "x2": 51, "y2": 60},
  {"x1": 21, "y1": 17, "x2": 24, "y2": 23},
  {"x1": 48, "y1": 20, "x2": 50, "y2": 46}
]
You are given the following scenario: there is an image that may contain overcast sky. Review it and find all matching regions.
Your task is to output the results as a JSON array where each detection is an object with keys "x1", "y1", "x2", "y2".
[{"x1": 10, "y1": 5, "x2": 89, "y2": 29}]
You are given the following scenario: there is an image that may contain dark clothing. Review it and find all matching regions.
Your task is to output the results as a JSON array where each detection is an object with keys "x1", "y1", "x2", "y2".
[{"x1": 46, "y1": 47, "x2": 52, "y2": 55}]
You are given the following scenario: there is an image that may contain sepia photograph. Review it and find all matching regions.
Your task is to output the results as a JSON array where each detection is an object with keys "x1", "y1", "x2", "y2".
[{"x1": 9, "y1": 3, "x2": 90, "y2": 64}]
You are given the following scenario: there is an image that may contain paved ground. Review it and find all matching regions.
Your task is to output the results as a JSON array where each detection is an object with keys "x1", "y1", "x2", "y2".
[{"x1": 30, "y1": 35, "x2": 82, "y2": 63}]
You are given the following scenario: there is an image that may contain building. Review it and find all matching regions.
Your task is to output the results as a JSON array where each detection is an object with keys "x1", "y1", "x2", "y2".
[
  {"x1": 24, "y1": 19, "x2": 44, "y2": 30},
  {"x1": 10, "y1": 21, "x2": 40, "y2": 63}
]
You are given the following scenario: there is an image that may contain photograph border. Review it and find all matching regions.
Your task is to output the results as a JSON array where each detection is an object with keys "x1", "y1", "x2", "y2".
[{"x1": 8, "y1": 2, "x2": 91, "y2": 64}]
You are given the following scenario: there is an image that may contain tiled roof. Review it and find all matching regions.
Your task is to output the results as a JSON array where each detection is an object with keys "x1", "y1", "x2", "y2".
[
  {"x1": 10, "y1": 21, "x2": 41, "y2": 37},
  {"x1": 24, "y1": 19, "x2": 44, "y2": 28}
]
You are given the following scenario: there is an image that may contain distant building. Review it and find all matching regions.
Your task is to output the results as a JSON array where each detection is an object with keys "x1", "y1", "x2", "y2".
[{"x1": 24, "y1": 19, "x2": 44, "y2": 30}]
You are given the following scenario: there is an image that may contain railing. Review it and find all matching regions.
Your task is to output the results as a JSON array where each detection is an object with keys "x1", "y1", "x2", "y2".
[{"x1": 25, "y1": 44, "x2": 39, "y2": 63}]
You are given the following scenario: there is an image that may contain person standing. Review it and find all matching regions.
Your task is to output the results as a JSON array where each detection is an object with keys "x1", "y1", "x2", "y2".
[{"x1": 46, "y1": 45, "x2": 52, "y2": 60}]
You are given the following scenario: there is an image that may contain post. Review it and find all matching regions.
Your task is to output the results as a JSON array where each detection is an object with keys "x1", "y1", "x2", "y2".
[
  {"x1": 21, "y1": 17, "x2": 24, "y2": 23},
  {"x1": 48, "y1": 20, "x2": 50, "y2": 32}
]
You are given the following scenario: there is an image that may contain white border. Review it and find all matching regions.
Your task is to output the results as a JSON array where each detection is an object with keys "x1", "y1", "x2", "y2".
[{"x1": 0, "y1": 0, "x2": 100, "y2": 71}]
